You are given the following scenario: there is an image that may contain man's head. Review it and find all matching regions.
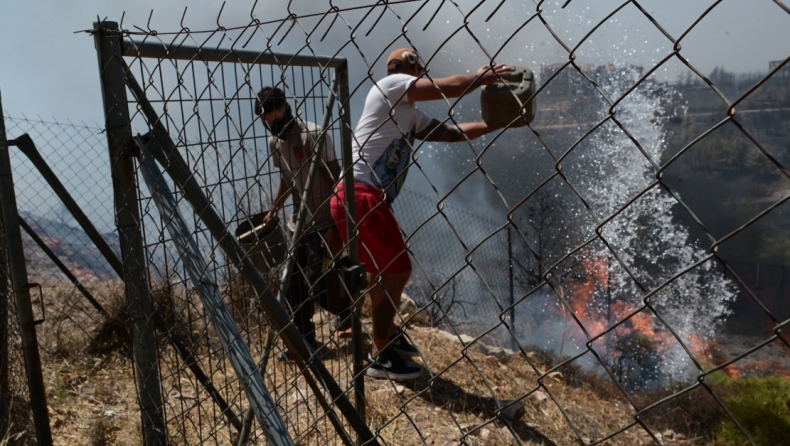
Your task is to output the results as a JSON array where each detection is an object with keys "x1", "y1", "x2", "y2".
[
  {"x1": 386, "y1": 48, "x2": 424, "y2": 76},
  {"x1": 255, "y1": 86, "x2": 294, "y2": 139}
]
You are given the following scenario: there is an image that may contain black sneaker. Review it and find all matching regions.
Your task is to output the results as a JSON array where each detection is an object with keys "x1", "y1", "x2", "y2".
[
  {"x1": 366, "y1": 348, "x2": 422, "y2": 380},
  {"x1": 390, "y1": 328, "x2": 419, "y2": 358}
]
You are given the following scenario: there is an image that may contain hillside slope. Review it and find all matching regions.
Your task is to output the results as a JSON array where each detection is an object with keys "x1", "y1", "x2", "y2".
[{"x1": 22, "y1": 295, "x2": 696, "y2": 446}]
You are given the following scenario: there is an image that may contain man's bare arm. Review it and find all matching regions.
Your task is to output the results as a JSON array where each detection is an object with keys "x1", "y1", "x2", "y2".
[
  {"x1": 324, "y1": 159, "x2": 342, "y2": 183},
  {"x1": 407, "y1": 64, "x2": 512, "y2": 102},
  {"x1": 415, "y1": 119, "x2": 500, "y2": 143}
]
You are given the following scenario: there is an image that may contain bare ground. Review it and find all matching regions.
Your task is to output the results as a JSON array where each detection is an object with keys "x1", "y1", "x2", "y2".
[{"x1": 4, "y1": 280, "x2": 727, "y2": 445}]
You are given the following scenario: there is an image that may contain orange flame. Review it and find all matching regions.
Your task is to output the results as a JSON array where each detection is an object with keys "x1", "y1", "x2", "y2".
[
  {"x1": 563, "y1": 254, "x2": 688, "y2": 356},
  {"x1": 556, "y1": 253, "x2": 790, "y2": 382}
]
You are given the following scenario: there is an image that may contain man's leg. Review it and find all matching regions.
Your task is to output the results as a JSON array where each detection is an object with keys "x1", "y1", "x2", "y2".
[
  {"x1": 365, "y1": 264, "x2": 421, "y2": 380},
  {"x1": 330, "y1": 183, "x2": 421, "y2": 379},
  {"x1": 369, "y1": 269, "x2": 411, "y2": 355},
  {"x1": 322, "y1": 225, "x2": 343, "y2": 258},
  {"x1": 287, "y1": 238, "x2": 317, "y2": 347}
]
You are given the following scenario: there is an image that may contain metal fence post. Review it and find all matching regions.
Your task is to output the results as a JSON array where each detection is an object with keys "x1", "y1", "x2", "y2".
[
  {"x1": 782, "y1": 264, "x2": 787, "y2": 318},
  {"x1": 336, "y1": 61, "x2": 368, "y2": 425},
  {"x1": 0, "y1": 92, "x2": 53, "y2": 445},
  {"x1": 93, "y1": 21, "x2": 168, "y2": 445}
]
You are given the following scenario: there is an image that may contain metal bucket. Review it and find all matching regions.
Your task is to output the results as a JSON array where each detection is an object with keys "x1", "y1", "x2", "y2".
[
  {"x1": 235, "y1": 211, "x2": 288, "y2": 273},
  {"x1": 480, "y1": 65, "x2": 536, "y2": 128}
]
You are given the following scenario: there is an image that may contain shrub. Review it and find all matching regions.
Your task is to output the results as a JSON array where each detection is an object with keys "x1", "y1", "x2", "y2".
[
  {"x1": 87, "y1": 282, "x2": 131, "y2": 357},
  {"x1": 711, "y1": 374, "x2": 790, "y2": 445},
  {"x1": 88, "y1": 418, "x2": 117, "y2": 446}
]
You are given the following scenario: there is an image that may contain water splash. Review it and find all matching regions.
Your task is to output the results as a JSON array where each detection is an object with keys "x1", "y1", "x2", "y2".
[{"x1": 556, "y1": 66, "x2": 737, "y2": 389}]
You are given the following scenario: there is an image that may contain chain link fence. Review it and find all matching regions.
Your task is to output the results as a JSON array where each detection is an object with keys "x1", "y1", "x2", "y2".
[
  {"x1": 0, "y1": 115, "x2": 123, "y2": 444},
  {"x1": 2, "y1": 114, "x2": 118, "y2": 352},
  {"x1": 0, "y1": 248, "x2": 34, "y2": 444},
  {"x1": 395, "y1": 188, "x2": 516, "y2": 343},
  {"x1": 2, "y1": 0, "x2": 790, "y2": 445}
]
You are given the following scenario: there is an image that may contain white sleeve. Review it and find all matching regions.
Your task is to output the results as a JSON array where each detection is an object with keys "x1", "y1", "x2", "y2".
[
  {"x1": 380, "y1": 74, "x2": 418, "y2": 103},
  {"x1": 318, "y1": 131, "x2": 336, "y2": 162}
]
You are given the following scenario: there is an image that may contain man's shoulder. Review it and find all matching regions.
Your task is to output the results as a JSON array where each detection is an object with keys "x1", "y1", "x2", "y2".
[
  {"x1": 299, "y1": 119, "x2": 321, "y2": 133},
  {"x1": 374, "y1": 73, "x2": 417, "y2": 92},
  {"x1": 298, "y1": 119, "x2": 326, "y2": 143},
  {"x1": 379, "y1": 73, "x2": 416, "y2": 82}
]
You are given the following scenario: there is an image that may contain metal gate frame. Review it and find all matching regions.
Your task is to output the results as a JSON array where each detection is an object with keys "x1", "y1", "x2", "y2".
[{"x1": 94, "y1": 20, "x2": 374, "y2": 446}]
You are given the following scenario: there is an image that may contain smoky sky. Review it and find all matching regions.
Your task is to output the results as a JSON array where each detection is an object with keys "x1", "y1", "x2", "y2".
[
  {"x1": 1, "y1": 0, "x2": 788, "y2": 235},
  {"x1": 3, "y1": 0, "x2": 787, "y2": 247},
  {"x1": 2, "y1": 0, "x2": 789, "y2": 123}
]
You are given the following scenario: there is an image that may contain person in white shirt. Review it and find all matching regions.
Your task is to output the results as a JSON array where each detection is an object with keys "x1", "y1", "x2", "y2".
[{"x1": 330, "y1": 48, "x2": 512, "y2": 380}]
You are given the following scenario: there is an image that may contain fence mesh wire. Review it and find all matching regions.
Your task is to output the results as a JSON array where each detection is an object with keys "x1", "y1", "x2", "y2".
[
  {"x1": 0, "y1": 115, "x2": 123, "y2": 444},
  {"x1": 3, "y1": 0, "x2": 790, "y2": 444},
  {"x1": 1, "y1": 252, "x2": 34, "y2": 444},
  {"x1": 2, "y1": 115, "x2": 118, "y2": 351}
]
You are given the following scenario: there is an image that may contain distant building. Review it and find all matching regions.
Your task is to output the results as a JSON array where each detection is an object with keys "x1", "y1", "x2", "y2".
[{"x1": 768, "y1": 60, "x2": 790, "y2": 79}]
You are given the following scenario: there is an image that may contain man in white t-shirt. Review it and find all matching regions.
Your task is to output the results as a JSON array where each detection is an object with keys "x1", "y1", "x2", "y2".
[
  {"x1": 330, "y1": 48, "x2": 512, "y2": 380},
  {"x1": 256, "y1": 86, "x2": 343, "y2": 358}
]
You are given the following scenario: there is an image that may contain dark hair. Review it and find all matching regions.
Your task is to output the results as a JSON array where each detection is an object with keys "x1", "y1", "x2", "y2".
[{"x1": 254, "y1": 86, "x2": 286, "y2": 116}]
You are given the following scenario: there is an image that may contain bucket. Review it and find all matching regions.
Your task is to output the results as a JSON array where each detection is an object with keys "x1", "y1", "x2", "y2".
[
  {"x1": 235, "y1": 211, "x2": 288, "y2": 273},
  {"x1": 480, "y1": 65, "x2": 536, "y2": 128}
]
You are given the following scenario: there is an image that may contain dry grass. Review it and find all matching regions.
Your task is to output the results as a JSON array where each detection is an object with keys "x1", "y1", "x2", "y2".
[{"x1": 17, "y1": 278, "x2": 723, "y2": 445}]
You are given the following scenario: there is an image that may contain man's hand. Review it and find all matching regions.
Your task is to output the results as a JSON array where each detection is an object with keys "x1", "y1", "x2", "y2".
[
  {"x1": 481, "y1": 121, "x2": 502, "y2": 133},
  {"x1": 476, "y1": 63, "x2": 513, "y2": 86},
  {"x1": 261, "y1": 210, "x2": 279, "y2": 231}
]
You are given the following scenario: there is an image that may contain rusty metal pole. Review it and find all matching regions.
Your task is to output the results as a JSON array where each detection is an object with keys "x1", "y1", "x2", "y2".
[
  {"x1": 93, "y1": 21, "x2": 167, "y2": 445},
  {"x1": 0, "y1": 92, "x2": 53, "y2": 445},
  {"x1": 17, "y1": 216, "x2": 109, "y2": 318}
]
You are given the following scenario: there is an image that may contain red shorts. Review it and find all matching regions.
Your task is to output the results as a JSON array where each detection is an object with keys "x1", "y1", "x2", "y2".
[{"x1": 330, "y1": 182, "x2": 412, "y2": 274}]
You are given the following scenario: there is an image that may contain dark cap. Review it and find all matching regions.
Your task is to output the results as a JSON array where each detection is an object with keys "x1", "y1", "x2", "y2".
[{"x1": 255, "y1": 86, "x2": 287, "y2": 116}]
